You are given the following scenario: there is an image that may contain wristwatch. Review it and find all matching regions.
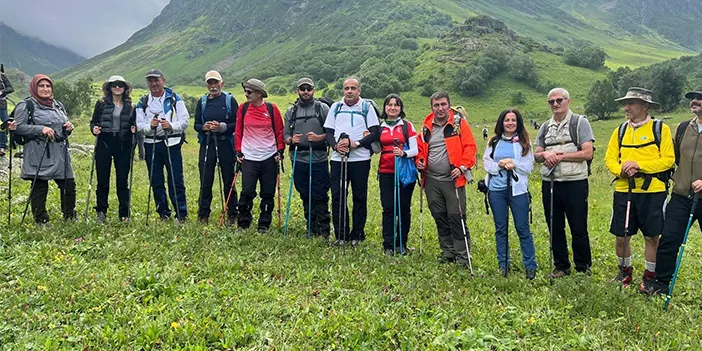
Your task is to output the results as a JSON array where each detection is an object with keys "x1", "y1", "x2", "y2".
[{"x1": 354, "y1": 141, "x2": 360, "y2": 148}]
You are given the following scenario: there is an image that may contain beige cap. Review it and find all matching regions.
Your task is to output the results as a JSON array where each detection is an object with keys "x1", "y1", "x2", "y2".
[
  {"x1": 297, "y1": 77, "x2": 314, "y2": 88},
  {"x1": 205, "y1": 70, "x2": 223, "y2": 83}
]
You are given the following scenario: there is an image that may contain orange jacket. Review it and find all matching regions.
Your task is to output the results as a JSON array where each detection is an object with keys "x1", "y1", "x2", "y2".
[{"x1": 416, "y1": 109, "x2": 477, "y2": 187}]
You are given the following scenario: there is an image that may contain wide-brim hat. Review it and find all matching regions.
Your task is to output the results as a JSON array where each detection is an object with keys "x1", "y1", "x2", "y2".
[
  {"x1": 684, "y1": 91, "x2": 702, "y2": 99},
  {"x1": 102, "y1": 75, "x2": 132, "y2": 95},
  {"x1": 615, "y1": 87, "x2": 660, "y2": 107},
  {"x1": 242, "y1": 78, "x2": 268, "y2": 98}
]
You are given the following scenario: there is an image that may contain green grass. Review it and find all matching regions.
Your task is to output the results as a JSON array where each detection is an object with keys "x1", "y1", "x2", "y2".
[{"x1": 2, "y1": 91, "x2": 702, "y2": 349}]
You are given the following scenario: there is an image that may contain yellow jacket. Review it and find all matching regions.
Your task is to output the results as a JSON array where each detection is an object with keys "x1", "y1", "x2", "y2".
[{"x1": 604, "y1": 119, "x2": 675, "y2": 193}]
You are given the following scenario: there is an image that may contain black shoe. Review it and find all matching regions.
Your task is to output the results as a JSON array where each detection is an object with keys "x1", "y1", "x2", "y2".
[
  {"x1": 641, "y1": 279, "x2": 669, "y2": 296},
  {"x1": 438, "y1": 256, "x2": 456, "y2": 264},
  {"x1": 526, "y1": 269, "x2": 537, "y2": 280},
  {"x1": 384, "y1": 249, "x2": 395, "y2": 257},
  {"x1": 500, "y1": 267, "x2": 509, "y2": 277},
  {"x1": 257, "y1": 226, "x2": 269, "y2": 234},
  {"x1": 351, "y1": 240, "x2": 360, "y2": 248},
  {"x1": 159, "y1": 214, "x2": 170, "y2": 221},
  {"x1": 197, "y1": 216, "x2": 209, "y2": 224},
  {"x1": 549, "y1": 268, "x2": 571, "y2": 279},
  {"x1": 96, "y1": 212, "x2": 106, "y2": 223},
  {"x1": 333, "y1": 239, "x2": 346, "y2": 246},
  {"x1": 227, "y1": 215, "x2": 237, "y2": 226}
]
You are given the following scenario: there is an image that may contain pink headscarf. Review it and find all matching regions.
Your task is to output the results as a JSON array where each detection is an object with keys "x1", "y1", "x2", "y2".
[{"x1": 29, "y1": 74, "x2": 54, "y2": 108}]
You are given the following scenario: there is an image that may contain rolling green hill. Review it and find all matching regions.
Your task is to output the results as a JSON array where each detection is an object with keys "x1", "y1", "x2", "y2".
[
  {"x1": 0, "y1": 23, "x2": 85, "y2": 76},
  {"x1": 55, "y1": 0, "x2": 696, "y2": 88}
]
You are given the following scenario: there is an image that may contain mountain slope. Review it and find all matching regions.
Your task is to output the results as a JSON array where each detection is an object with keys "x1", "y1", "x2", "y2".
[
  {"x1": 55, "y1": 0, "x2": 695, "y2": 87},
  {"x1": 0, "y1": 23, "x2": 85, "y2": 76}
]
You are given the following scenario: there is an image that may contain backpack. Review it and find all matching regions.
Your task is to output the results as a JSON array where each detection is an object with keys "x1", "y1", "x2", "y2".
[
  {"x1": 8, "y1": 98, "x2": 66, "y2": 148},
  {"x1": 674, "y1": 119, "x2": 692, "y2": 166},
  {"x1": 288, "y1": 98, "x2": 331, "y2": 150},
  {"x1": 538, "y1": 114, "x2": 594, "y2": 176},
  {"x1": 616, "y1": 118, "x2": 672, "y2": 190},
  {"x1": 333, "y1": 99, "x2": 381, "y2": 153},
  {"x1": 198, "y1": 92, "x2": 234, "y2": 144},
  {"x1": 241, "y1": 101, "x2": 278, "y2": 150},
  {"x1": 139, "y1": 93, "x2": 186, "y2": 143}
]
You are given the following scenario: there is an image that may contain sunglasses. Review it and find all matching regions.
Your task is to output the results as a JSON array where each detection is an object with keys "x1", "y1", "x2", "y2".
[
  {"x1": 244, "y1": 89, "x2": 254, "y2": 95},
  {"x1": 298, "y1": 86, "x2": 313, "y2": 92},
  {"x1": 111, "y1": 82, "x2": 125, "y2": 89},
  {"x1": 690, "y1": 94, "x2": 702, "y2": 101},
  {"x1": 547, "y1": 98, "x2": 565, "y2": 106}
]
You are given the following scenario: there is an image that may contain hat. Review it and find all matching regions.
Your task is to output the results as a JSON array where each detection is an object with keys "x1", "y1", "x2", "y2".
[
  {"x1": 106, "y1": 75, "x2": 126, "y2": 83},
  {"x1": 615, "y1": 87, "x2": 659, "y2": 106},
  {"x1": 102, "y1": 75, "x2": 132, "y2": 95},
  {"x1": 145, "y1": 69, "x2": 164, "y2": 78},
  {"x1": 205, "y1": 70, "x2": 223, "y2": 83},
  {"x1": 685, "y1": 91, "x2": 702, "y2": 99},
  {"x1": 297, "y1": 77, "x2": 314, "y2": 88},
  {"x1": 241, "y1": 78, "x2": 268, "y2": 98}
]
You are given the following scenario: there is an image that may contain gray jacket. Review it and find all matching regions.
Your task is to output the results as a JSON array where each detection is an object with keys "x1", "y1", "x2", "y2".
[
  {"x1": 14, "y1": 98, "x2": 74, "y2": 180},
  {"x1": 283, "y1": 99, "x2": 329, "y2": 163}
]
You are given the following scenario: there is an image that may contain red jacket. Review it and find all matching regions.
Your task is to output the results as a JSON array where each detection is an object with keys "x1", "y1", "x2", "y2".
[{"x1": 416, "y1": 109, "x2": 477, "y2": 187}]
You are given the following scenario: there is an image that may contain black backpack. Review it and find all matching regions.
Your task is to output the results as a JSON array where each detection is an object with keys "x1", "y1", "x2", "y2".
[{"x1": 615, "y1": 118, "x2": 672, "y2": 191}]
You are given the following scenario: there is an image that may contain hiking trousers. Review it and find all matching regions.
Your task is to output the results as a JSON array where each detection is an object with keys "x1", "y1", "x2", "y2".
[
  {"x1": 198, "y1": 138, "x2": 237, "y2": 219},
  {"x1": 330, "y1": 159, "x2": 371, "y2": 241},
  {"x1": 425, "y1": 177, "x2": 471, "y2": 264},
  {"x1": 94, "y1": 134, "x2": 132, "y2": 219},
  {"x1": 656, "y1": 193, "x2": 702, "y2": 283},
  {"x1": 30, "y1": 178, "x2": 76, "y2": 223},
  {"x1": 293, "y1": 160, "x2": 331, "y2": 236},
  {"x1": 238, "y1": 155, "x2": 277, "y2": 229}
]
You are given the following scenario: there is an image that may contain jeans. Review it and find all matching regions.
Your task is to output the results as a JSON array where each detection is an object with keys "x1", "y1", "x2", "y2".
[
  {"x1": 488, "y1": 190, "x2": 537, "y2": 270},
  {"x1": 145, "y1": 142, "x2": 188, "y2": 220}
]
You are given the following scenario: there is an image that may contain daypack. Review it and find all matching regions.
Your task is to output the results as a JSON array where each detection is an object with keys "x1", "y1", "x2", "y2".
[
  {"x1": 139, "y1": 93, "x2": 186, "y2": 143},
  {"x1": 288, "y1": 98, "x2": 331, "y2": 150},
  {"x1": 615, "y1": 118, "x2": 672, "y2": 190},
  {"x1": 8, "y1": 98, "x2": 67, "y2": 148},
  {"x1": 333, "y1": 99, "x2": 381, "y2": 153},
  {"x1": 539, "y1": 114, "x2": 594, "y2": 176},
  {"x1": 198, "y1": 92, "x2": 234, "y2": 144}
]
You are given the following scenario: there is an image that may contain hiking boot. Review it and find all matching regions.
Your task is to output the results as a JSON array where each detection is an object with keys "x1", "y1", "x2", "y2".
[
  {"x1": 612, "y1": 265, "x2": 633, "y2": 287},
  {"x1": 227, "y1": 215, "x2": 237, "y2": 226},
  {"x1": 499, "y1": 267, "x2": 509, "y2": 277},
  {"x1": 398, "y1": 247, "x2": 409, "y2": 256},
  {"x1": 639, "y1": 269, "x2": 657, "y2": 294},
  {"x1": 384, "y1": 249, "x2": 395, "y2": 257},
  {"x1": 0, "y1": 148, "x2": 6, "y2": 157},
  {"x1": 96, "y1": 212, "x2": 106, "y2": 223},
  {"x1": 351, "y1": 240, "x2": 360, "y2": 248},
  {"x1": 197, "y1": 216, "x2": 209, "y2": 224},
  {"x1": 641, "y1": 278, "x2": 669, "y2": 296},
  {"x1": 526, "y1": 269, "x2": 537, "y2": 280},
  {"x1": 438, "y1": 256, "x2": 456, "y2": 264},
  {"x1": 333, "y1": 239, "x2": 346, "y2": 246},
  {"x1": 257, "y1": 226, "x2": 269, "y2": 234},
  {"x1": 549, "y1": 268, "x2": 571, "y2": 279}
]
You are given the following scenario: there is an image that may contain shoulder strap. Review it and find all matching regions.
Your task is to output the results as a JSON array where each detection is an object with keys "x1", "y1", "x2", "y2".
[
  {"x1": 140, "y1": 95, "x2": 148, "y2": 113},
  {"x1": 225, "y1": 92, "x2": 232, "y2": 118},
  {"x1": 489, "y1": 137, "x2": 499, "y2": 159},
  {"x1": 200, "y1": 95, "x2": 208, "y2": 123},
  {"x1": 402, "y1": 120, "x2": 410, "y2": 148},
  {"x1": 314, "y1": 100, "x2": 324, "y2": 126},
  {"x1": 617, "y1": 121, "x2": 628, "y2": 150},
  {"x1": 538, "y1": 122, "x2": 548, "y2": 148},
  {"x1": 570, "y1": 114, "x2": 581, "y2": 149},
  {"x1": 653, "y1": 119, "x2": 663, "y2": 150},
  {"x1": 266, "y1": 102, "x2": 276, "y2": 136},
  {"x1": 361, "y1": 100, "x2": 369, "y2": 129},
  {"x1": 675, "y1": 120, "x2": 691, "y2": 166},
  {"x1": 240, "y1": 102, "x2": 250, "y2": 132}
]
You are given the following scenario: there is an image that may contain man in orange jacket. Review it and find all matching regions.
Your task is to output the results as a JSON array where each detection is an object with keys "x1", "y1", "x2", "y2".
[{"x1": 417, "y1": 92, "x2": 477, "y2": 266}]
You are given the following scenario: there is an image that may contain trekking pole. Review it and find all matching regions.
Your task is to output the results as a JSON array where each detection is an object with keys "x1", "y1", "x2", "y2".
[
  {"x1": 145, "y1": 117, "x2": 158, "y2": 225},
  {"x1": 621, "y1": 176, "x2": 634, "y2": 292},
  {"x1": 84, "y1": 133, "x2": 99, "y2": 221},
  {"x1": 393, "y1": 138, "x2": 400, "y2": 254},
  {"x1": 6, "y1": 127, "x2": 13, "y2": 226},
  {"x1": 21, "y1": 140, "x2": 49, "y2": 226},
  {"x1": 283, "y1": 140, "x2": 298, "y2": 239},
  {"x1": 197, "y1": 132, "x2": 211, "y2": 216},
  {"x1": 418, "y1": 158, "x2": 426, "y2": 255},
  {"x1": 219, "y1": 161, "x2": 241, "y2": 228},
  {"x1": 61, "y1": 126, "x2": 70, "y2": 221},
  {"x1": 276, "y1": 156, "x2": 282, "y2": 229},
  {"x1": 307, "y1": 143, "x2": 312, "y2": 239},
  {"x1": 213, "y1": 135, "x2": 225, "y2": 211},
  {"x1": 337, "y1": 133, "x2": 349, "y2": 252},
  {"x1": 452, "y1": 165, "x2": 474, "y2": 277},
  {"x1": 163, "y1": 129, "x2": 182, "y2": 222},
  {"x1": 548, "y1": 172, "x2": 555, "y2": 285},
  {"x1": 664, "y1": 193, "x2": 699, "y2": 312},
  {"x1": 127, "y1": 132, "x2": 136, "y2": 221}
]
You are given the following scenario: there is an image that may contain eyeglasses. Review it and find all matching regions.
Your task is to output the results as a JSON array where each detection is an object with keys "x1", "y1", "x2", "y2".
[
  {"x1": 111, "y1": 82, "x2": 125, "y2": 89},
  {"x1": 691, "y1": 94, "x2": 702, "y2": 101},
  {"x1": 298, "y1": 86, "x2": 313, "y2": 92},
  {"x1": 548, "y1": 98, "x2": 565, "y2": 106}
]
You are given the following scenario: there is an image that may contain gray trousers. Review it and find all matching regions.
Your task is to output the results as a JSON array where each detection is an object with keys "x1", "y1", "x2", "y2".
[{"x1": 425, "y1": 177, "x2": 471, "y2": 264}]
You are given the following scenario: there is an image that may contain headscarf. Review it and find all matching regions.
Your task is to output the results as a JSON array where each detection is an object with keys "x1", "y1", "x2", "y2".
[{"x1": 29, "y1": 74, "x2": 54, "y2": 108}]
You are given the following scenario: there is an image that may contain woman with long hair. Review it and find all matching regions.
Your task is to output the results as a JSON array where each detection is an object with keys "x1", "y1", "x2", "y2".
[
  {"x1": 378, "y1": 94, "x2": 418, "y2": 255},
  {"x1": 89, "y1": 75, "x2": 136, "y2": 222},
  {"x1": 483, "y1": 109, "x2": 537, "y2": 279},
  {"x1": 13, "y1": 74, "x2": 75, "y2": 224}
]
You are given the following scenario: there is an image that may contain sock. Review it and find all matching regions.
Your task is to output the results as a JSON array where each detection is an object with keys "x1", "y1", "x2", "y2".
[
  {"x1": 618, "y1": 256, "x2": 632, "y2": 267},
  {"x1": 645, "y1": 260, "x2": 656, "y2": 272}
]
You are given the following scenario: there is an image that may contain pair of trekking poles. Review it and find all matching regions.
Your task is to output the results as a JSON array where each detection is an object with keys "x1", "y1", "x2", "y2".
[{"x1": 283, "y1": 132, "x2": 314, "y2": 239}]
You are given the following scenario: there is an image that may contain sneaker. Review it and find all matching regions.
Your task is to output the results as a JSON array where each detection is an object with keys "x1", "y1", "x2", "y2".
[
  {"x1": 0, "y1": 148, "x2": 5, "y2": 157},
  {"x1": 197, "y1": 216, "x2": 209, "y2": 224},
  {"x1": 641, "y1": 279, "x2": 669, "y2": 296},
  {"x1": 384, "y1": 249, "x2": 395, "y2": 257},
  {"x1": 351, "y1": 240, "x2": 360, "y2": 248},
  {"x1": 15, "y1": 150, "x2": 23, "y2": 158},
  {"x1": 257, "y1": 226, "x2": 269, "y2": 234},
  {"x1": 612, "y1": 265, "x2": 633, "y2": 286},
  {"x1": 526, "y1": 269, "x2": 537, "y2": 280},
  {"x1": 159, "y1": 214, "x2": 170, "y2": 221},
  {"x1": 549, "y1": 268, "x2": 571, "y2": 279},
  {"x1": 333, "y1": 239, "x2": 346, "y2": 246},
  {"x1": 120, "y1": 217, "x2": 130, "y2": 224},
  {"x1": 639, "y1": 269, "x2": 657, "y2": 294},
  {"x1": 96, "y1": 212, "x2": 106, "y2": 223},
  {"x1": 499, "y1": 267, "x2": 509, "y2": 277}
]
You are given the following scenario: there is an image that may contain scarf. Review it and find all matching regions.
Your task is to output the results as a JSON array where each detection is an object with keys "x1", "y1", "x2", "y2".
[
  {"x1": 628, "y1": 115, "x2": 651, "y2": 129},
  {"x1": 29, "y1": 74, "x2": 54, "y2": 108}
]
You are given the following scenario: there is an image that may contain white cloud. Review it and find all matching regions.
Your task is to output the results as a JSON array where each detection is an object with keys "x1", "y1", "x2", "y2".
[{"x1": 0, "y1": 0, "x2": 169, "y2": 58}]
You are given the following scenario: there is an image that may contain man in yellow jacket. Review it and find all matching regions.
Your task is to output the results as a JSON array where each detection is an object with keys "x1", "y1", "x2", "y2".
[{"x1": 604, "y1": 87, "x2": 675, "y2": 292}]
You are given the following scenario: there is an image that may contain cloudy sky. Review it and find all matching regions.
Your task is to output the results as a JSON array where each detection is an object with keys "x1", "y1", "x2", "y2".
[{"x1": 0, "y1": 0, "x2": 170, "y2": 58}]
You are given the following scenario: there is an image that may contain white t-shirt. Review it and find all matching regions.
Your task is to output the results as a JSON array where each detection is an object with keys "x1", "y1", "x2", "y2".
[{"x1": 324, "y1": 98, "x2": 380, "y2": 162}]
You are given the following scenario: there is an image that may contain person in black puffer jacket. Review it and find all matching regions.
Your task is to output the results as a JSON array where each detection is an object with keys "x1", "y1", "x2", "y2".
[{"x1": 89, "y1": 75, "x2": 136, "y2": 222}]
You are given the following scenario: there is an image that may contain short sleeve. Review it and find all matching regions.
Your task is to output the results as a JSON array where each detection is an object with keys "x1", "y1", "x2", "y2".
[
  {"x1": 534, "y1": 124, "x2": 546, "y2": 148},
  {"x1": 323, "y1": 103, "x2": 337, "y2": 129},
  {"x1": 578, "y1": 117, "x2": 595, "y2": 145}
]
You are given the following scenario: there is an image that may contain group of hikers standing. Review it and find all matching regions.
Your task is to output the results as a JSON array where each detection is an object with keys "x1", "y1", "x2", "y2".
[{"x1": 3, "y1": 67, "x2": 702, "y2": 301}]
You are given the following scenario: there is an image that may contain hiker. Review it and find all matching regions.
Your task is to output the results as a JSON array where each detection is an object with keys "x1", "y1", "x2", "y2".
[
  {"x1": 324, "y1": 76, "x2": 380, "y2": 247},
  {"x1": 234, "y1": 78, "x2": 285, "y2": 233},
  {"x1": 416, "y1": 92, "x2": 477, "y2": 267},
  {"x1": 483, "y1": 109, "x2": 537, "y2": 279},
  {"x1": 535, "y1": 88, "x2": 595, "y2": 278},
  {"x1": 604, "y1": 87, "x2": 674, "y2": 291},
  {"x1": 194, "y1": 70, "x2": 239, "y2": 224},
  {"x1": 136, "y1": 69, "x2": 190, "y2": 222},
  {"x1": 482, "y1": 126, "x2": 488, "y2": 141},
  {"x1": 378, "y1": 93, "x2": 417, "y2": 256},
  {"x1": 642, "y1": 91, "x2": 702, "y2": 296},
  {"x1": 89, "y1": 75, "x2": 136, "y2": 222},
  {"x1": 13, "y1": 74, "x2": 76, "y2": 224},
  {"x1": 283, "y1": 78, "x2": 331, "y2": 239},
  {"x1": 0, "y1": 65, "x2": 14, "y2": 157}
]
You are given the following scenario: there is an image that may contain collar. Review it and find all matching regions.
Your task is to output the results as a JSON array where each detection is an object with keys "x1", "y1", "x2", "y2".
[
  {"x1": 628, "y1": 115, "x2": 652, "y2": 129},
  {"x1": 550, "y1": 109, "x2": 573, "y2": 126}
]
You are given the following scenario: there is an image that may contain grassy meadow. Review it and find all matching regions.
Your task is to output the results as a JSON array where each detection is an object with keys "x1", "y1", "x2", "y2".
[{"x1": 1, "y1": 83, "x2": 702, "y2": 350}]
